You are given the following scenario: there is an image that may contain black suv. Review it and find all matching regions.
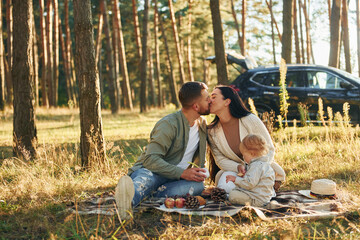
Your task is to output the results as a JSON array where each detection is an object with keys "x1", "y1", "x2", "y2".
[{"x1": 230, "y1": 64, "x2": 360, "y2": 123}]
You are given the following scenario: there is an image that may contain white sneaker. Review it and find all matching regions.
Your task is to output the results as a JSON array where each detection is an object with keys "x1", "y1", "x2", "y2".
[{"x1": 114, "y1": 175, "x2": 135, "y2": 220}]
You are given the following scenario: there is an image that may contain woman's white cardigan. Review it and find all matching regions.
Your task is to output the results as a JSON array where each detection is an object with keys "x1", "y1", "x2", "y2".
[{"x1": 208, "y1": 114, "x2": 286, "y2": 185}]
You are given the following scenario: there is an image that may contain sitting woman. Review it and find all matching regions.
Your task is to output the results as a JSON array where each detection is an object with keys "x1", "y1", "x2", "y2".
[{"x1": 208, "y1": 86, "x2": 285, "y2": 193}]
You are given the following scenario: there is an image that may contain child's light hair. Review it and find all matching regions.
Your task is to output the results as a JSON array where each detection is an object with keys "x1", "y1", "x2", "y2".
[{"x1": 240, "y1": 134, "x2": 269, "y2": 157}]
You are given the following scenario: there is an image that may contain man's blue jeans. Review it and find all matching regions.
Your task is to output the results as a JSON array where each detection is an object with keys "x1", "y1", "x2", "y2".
[{"x1": 130, "y1": 168, "x2": 204, "y2": 207}]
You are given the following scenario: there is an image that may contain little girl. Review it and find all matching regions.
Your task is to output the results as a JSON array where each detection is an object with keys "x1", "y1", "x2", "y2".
[{"x1": 226, "y1": 134, "x2": 275, "y2": 207}]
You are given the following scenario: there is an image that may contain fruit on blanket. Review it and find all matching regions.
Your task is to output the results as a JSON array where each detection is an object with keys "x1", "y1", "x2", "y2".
[
  {"x1": 184, "y1": 195, "x2": 200, "y2": 209},
  {"x1": 164, "y1": 197, "x2": 175, "y2": 208},
  {"x1": 175, "y1": 197, "x2": 185, "y2": 208},
  {"x1": 210, "y1": 187, "x2": 227, "y2": 202},
  {"x1": 195, "y1": 196, "x2": 206, "y2": 206}
]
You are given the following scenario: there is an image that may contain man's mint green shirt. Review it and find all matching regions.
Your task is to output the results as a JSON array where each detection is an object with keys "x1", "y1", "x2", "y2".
[{"x1": 128, "y1": 110, "x2": 207, "y2": 180}]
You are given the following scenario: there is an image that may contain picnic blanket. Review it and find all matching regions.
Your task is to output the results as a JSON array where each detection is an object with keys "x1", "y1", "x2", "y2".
[{"x1": 67, "y1": 190, "x2": 351, "y2": 220}]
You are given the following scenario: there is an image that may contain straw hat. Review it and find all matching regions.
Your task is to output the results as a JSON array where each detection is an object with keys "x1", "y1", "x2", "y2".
[{"x1": 299, "y1": 179, "x2": 337, "y2": 199}]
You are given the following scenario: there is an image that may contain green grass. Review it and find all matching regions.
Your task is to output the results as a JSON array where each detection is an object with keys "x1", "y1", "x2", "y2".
[{"x1": 0, "y1": 107, "x2": 360, "y2": 239}]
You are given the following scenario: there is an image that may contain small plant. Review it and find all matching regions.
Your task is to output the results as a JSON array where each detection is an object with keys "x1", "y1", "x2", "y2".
[
  {"x1": 297, "y1": 103, "x2": 309, "y2": 127},
  {"x1": 318, "y1": 98, "x2": 326, "y2": 127},
  {"x1": 279, "y1": 58, "x2": 290, "y2": 127},
  {"x1": 343, "y1": 102, "x2": 351, "y2": 128},
  {"x1": 248, "y1": 98, "x2": 258, "y2": 117}
]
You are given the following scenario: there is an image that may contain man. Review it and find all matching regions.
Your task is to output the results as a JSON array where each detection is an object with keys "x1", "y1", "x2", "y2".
[{"x1": 115, "y1": 82, "x2": 211, "y2": 219}]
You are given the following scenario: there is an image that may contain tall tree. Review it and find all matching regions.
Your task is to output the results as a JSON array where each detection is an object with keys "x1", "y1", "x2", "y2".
[
  {"x1": 241, "y1": 0, "x2": 247, "y2": 55},
  {"x1": 140, "y1": 0, "x2": 149, "y2": 113},
  {"x1": 210, "y1": 0, "x2": 228, "y2": 84},
  {"x1": 111, "y1": 2, "x2": 121, "y2": 109},
  {"x1": 301, "y1": 0, "x2": 312, "y2": 63},
  {"x1": 100, "y1": 0, "x2": 118, "y2": 113},
  {"x1": 5, "y1": 0, "x2": 13, "y2": 105},
  {"x1": 39, "y1": 0, "x2": 48, "y2": 107},
  {"x1": 153, "y1": 0, "x2": 163, "y2": 108},
  {"x1": 298, "y1": 0, "x2": 305, "y2": 63},
  {"x1": 270, "y1": 0, "x2": 277, "y2": 64},
  {"x1": 341, "y1": 0, "x2": 351, "y2": 73},
  {"x1": 131, "y1": 0, "x2": 142, "y2": 60},
  {"x1": 73, "y1": 0, "x2": 106, "y2": 166},
  {"x1": 12, "y1": 0, "x2": 37, "y2": 160},
  {"x1": 148, "y1": 47, "x2": 156, "y2": 106},
  {"x1": 328, "y1": 0, "x2": 342, "y2": 68},
  {"x1": 168, "y1": 0, "x2": 186, "y2": 84},
  {"x1": 230, "y1": 0, "x2": 242, "y2": 54},
  {"x1": 281, "y1": 0, "x2": 294, "y2": 64},
  {"x1": 357, "y1": 0, "x2": 360, "y2": 77},
  {"x1": 186, "y1": 0, "x2": 194, "y2": 82},
  {"x1": 113, "y1": 0, "x2": 133, "y2": 110},
  {"x1": 293, "y1": 0, "x2": 301, "y2": 63},
  {"x1": 53, "y1": 0, "x2": 59, "y2": 106},
  {"x1": 265, "y1": 0, "x2": 282, "y2": 41},
  {"x1": 0, "y1": 0, "x2": 5, "y2": 110},
  {"x1": 46, "y1": 0, "x2": 54, "y2": 106},
  {"x1": 31, "y1": 12, "x2": 39, "y2": 106}
]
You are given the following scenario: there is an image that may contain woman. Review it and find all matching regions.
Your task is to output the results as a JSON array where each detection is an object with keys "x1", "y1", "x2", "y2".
[{"x1": 208, "y1": 86, "x2": 285, "y2": 192}]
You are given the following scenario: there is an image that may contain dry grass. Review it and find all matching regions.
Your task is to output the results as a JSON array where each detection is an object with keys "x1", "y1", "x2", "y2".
[{"x1": 0, "y1": 106, "x2": 360, "y2": 239}]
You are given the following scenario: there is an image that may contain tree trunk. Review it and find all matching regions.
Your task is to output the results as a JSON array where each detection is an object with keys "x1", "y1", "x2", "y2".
[
  {"x1": 157, "y1": 7, "x2": 179, "y2": 107},
  {"x1": 59, "y1": 16, "x2": 72, "y2": 102},
  {"x1": 153, "y1": 0, "x2": 163, "y2": 108},
  {"x1": 73, "y1": 0, "x2": 106, "y2": 167},
  {"x1": 148, "y1": 47, "x2": 156, "y2": 107},
  {"x1": 241, "y1": 0, "x2": 246, "y2": 55},
  {"x1": 168, "y1": 0, "x2": 186, "y2": 84},
  {"x1": 131, "y1": 0, "x2": 142, "y2": 60},
  {"x1": 100, "y1": 0, "x2": 118, "y2": 113},
  {"x1": 95, "y1": 11, "x2": 103, "y2": 66},
  {"x1": 12, "y1": 0, "x2": 37, "y2": 160},
  {"x1": 64, "y1": 0, "x2": 76, "y2": 105},
  {"x1": 5, "y1": 0, "x2": 13, "y2": 105},
  {"x1": 46, "y1": 0, "x2": 53, "y2": 106},
  {"x1": 111, "y1": 4, "x2": 121, "y2": 109},
  {"x1": 210, "y1": 0, "x2": 228, "y2": 85},
  {"x1": 341, "y1": 0, "x2": 351, "y2": 73},
  {"x1": 301, "y1": 0, "x2": 312, "y2": 64},
  {"x1": 328, "y1": 0, "x2": 332, "y2": 27},
  {"x1": 187, "y1": 0, "x2": 194, "y2": 82},
  {"x1": 230, "y1": 0, "x2": 242, "y2": 53},
  {"x1": 203, "y1": 43, "x2": 210, "y2": 84},
  {"x1": 39, "y1": 0, "x2": 48, "y2": 107},
  {"x1": 281, "y1": 0, "x2": 293, "y2": 64},
  {"x1": 32, "y1": 12, "x2": 39, "y2": 107},
  {"x1": 113, "y1": 0, "x2": 133, "y2": 110},
  {"x1": 294, "y1": 0, "x2": 301, "y2": 63},
  {"x1": 140, "y1": 0, "x2": 149, "y2": 113},
  {"x1": 53, "y1": 0, "x2": 59, "y2": 106},
  {"x1": 270, "y1": 0, "x2": 276, "y2": 64},
  {"x1": 328, "y1": 0, "x2": 342, "y2": 68},
  {"x1": 0, "y1": 0, "x2": 5, "y2": 111},
  {"x1": 298, "y1": 0, "x2": 305, "y2": 63},
  {"x1": 357, "y1": 0, "x2": 360, "y2": 77},
  {"x1": 265, "y1": 0, "x2": 282, "y2": 41}
]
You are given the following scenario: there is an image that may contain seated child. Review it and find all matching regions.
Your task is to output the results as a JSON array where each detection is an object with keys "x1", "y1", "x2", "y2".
[{"x1": 226, "y1": 134, "x2": 275, "y2": 207}]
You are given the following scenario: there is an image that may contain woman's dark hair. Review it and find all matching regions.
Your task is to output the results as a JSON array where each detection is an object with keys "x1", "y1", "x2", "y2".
[
  {"x1": 208, "y1": 85, "x2": 251, "y2": 129},
  {"x1": 207, "y1": 85, "x2": 251, "y2": 183}
]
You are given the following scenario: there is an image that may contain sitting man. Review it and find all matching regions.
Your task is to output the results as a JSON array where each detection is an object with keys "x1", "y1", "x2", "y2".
[{"x1": 115, "y1": 82, "x2": 211, "y2": 219}]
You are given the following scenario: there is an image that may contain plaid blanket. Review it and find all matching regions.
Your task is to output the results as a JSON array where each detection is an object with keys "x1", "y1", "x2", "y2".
[{"x1": 67, "y1": 190, "x2": 348, "y2": 220}]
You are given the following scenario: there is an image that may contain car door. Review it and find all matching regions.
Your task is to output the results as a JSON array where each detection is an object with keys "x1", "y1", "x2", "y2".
[{"x1": 305, "y1": 70, "x2": 360, "y2": 122}]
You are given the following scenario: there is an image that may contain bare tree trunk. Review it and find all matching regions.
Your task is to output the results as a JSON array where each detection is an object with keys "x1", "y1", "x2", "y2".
[
  {"x1": 168, "y1": 0, "x2": 186, "y2": 84},
  {"x1": 13, "y1": 0, "x2": 37, "y2": 160},
  {"x1": 203, "y1": 43, "x2": 210, "y2": 84},
  {"x1": 265, "y1": 0, "x2": 282, "y2": 41},
  {"x1": 282, "y1": 0, "x2": 293, "y2": 64},
  {"x1": 357, "y1": 0, "x2": 360, "y2": 77},
  {"x1": 341, "y1": 0, "x2": 351, "y2": 73},
  {"x1": 95, "y1": 12, "x2": 103, "y2": 66},
  {"x1": 270, "y1": 0, "x2": 277, "y2": 64},
  {"x1": 230, "y1": 0, "x2": 242, "y2": 53},
  {"x1": 131, "y1": 0, "x2": 142, "y2": 60},
  {"x1": 111, "y1": 4, "x2": 121, "y2": 109},
  {"x1": 140, "y1": 0, "x2": 149, "y2": 113},
  {"x1": 32, "y1": 13, "x2": 39, "y2": 107},
  {"x1": 46, "y1": 0, "x2": 53, "y2": 106},
  {"x1": 53, "y1": 0, "x2": 59, "y2": 106},
  {"x1": 5, "y1": 0, "x2": 13, "y2": 105},
  {"x1": 148, "y1": 47, "x2": 156, "y2": 107},
  {"x1": 100, "y1": 0, "x2": 118, "y2": 113},
  {"x1": 298, "y1": 0, "x2": 305, "y2": 63},
  {"x1": 39, "y1": 0, "x2": 48, "y2": 107},
  {"x1": 73, "y1": 0, "x2": 106, "y2": 166},
  {"x1": 187, "y1": 0, "x2": 194, "y2": 82},
  {"x1": 328, "y1": 0, "x2": 342, "y2": 68},
  {"x1": 59, "y1": 17, "x2": 72, "y2": 102},
  {"x1": 64, "y1": 0, "x2": 76, "y2": 105},
  {"x1": 0, "y1": 0, "x2": 5, "y2": 111},
  {"x1": 294, "y1": 0, "x2": 301, "y2": 63},
  {"x1": 328, "y1": 0, "x2": 332, "y2": 27},
  {"x1": 241, "y1": 0, "x2": 246, "y2": 55},
  {"x1": 210, "y1": 0, "x2": 228, "y2": 84},
  {"x1": 157, "y1": 7, "x2": 179, "y2": 107},
  {"x1": 300, "y1": 0, "x2": 312, "y2": 64},
  {"x1": 153, "y1": 0, "x2": 163, "y2": 108},
  {"x1": 113, "y1": 0, "x2": 133, "y2": 110}
]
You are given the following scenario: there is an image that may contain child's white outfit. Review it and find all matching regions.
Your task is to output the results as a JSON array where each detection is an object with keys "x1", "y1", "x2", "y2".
[{"x1": 228, "y1": 155, "x2": 275, "y2": 207}]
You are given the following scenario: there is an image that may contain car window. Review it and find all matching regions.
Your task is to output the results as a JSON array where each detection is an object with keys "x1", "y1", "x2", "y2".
[
  {"x1": 251, "y1": 71, "x2": 304, "y2": 87},
  {"x1": 307, "y1": 71, "x2": 353, "y2": 89}
]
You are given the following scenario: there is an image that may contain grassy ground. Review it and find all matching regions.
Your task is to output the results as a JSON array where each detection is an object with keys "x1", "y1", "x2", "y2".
[{"x1": 0, "y1": 107, "x2": 360, "y2": 239}]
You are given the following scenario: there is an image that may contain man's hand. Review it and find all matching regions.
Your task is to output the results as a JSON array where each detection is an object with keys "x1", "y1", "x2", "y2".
[
  {"x1": 226, "y1": 175, "x2": 236, "y2": 183},
  {"x1": 237, "y1": 164, "x2": 246, "y2": 177},
  {"x1": 180, "y1": 168, "x2": 206, "y2": 182}
]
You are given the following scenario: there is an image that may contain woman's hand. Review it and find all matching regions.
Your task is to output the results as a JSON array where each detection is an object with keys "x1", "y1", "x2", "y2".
[
  {"x1": 226, "y1": 175, "x2": 236, "y2": 183},
  {"x1": 237, "y1": 164, "x2": 246, "y2": 177}
]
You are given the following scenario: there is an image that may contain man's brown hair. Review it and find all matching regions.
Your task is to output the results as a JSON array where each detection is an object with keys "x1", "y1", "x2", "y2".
[{"x1": 178, "y1": 82, "x2": 207, "y2": 108}]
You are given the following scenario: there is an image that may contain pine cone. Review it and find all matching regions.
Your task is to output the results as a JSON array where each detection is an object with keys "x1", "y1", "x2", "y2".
[
  {"x1": 210, "y1": 188, "x2": 227, "y2": 202},
  {"x1": 184, "y1": 195, "x2": 200, "y2": 209}
]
